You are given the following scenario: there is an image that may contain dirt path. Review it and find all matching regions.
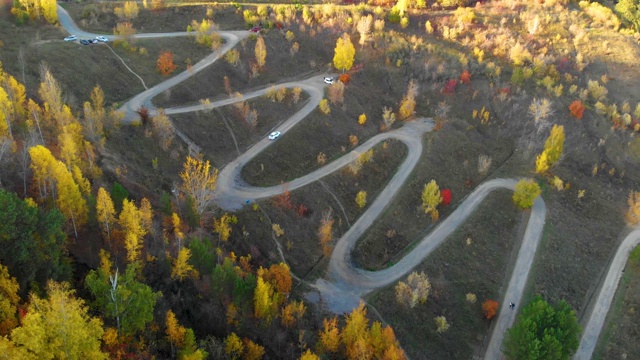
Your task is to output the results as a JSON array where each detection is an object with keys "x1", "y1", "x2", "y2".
[{"x1": 58, "y1": 5, "x2": 637, "y2": 359}]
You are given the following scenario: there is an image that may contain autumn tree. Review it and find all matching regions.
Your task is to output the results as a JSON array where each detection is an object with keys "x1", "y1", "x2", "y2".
[
  {"x1": 318, "y1": 317, "x2": 341, "y2": 354},
  {"x1": 356, "y1": 14, "x2": 373, "y2": 49},
  {"x1": 259, "y1": 262, "x2": 292, "y2": 295},
  {"x1": 482, "y1": 299, "x2": 499, "y2": 320},
  {"x1": 114, "y1": 22, "x2": 137, "y2": 46},
  {"x1": 29, "y1": 145, "x2": 88, "y2": 236},
  {"x1": 503, "y1": 295, "x2": 581, "y2": 360},
  {"x1": 9, "y1": 281, "x2": 107, "y2": 359},
  {"x1": 82, "y1": 85, "x2": 108, "y2": 147},
  {"x1": 96, "y1": 187, "x2": 116, "y2": 242},
  {"x1": 422, "y1": 180, "x2": 442, "y2": 221},
  {"x1": 180, "y1": 156, "x2": 219, "y2": 217},
  {"x1": 569, "y1": 100, "x2": 584, "y2": 119},
  {"x1": 434, "y1": 316, "x2": 450, "y2": 333},
  {"x1": 157, "y1": 51, "x2": 178, "y2": 76},
  {"x1": 0, "y1": 263, "x2": 19, "y2": 335},
  {"x1": 395, "y1": 271, "x2": 431, "y2": 308},
  {"x1": 333, "y1": 33, "x2": 356, "y2": 73},
  {"x1": 535, "y1": 125, "x2": 565, "y2": 174},
  {"x1": 625, "y1": 191, "x2": 640, "y2": 226},
  {"x1": 318, "y1": 99, "x2": 331, "y2": 115},
  {"x1": 172, "y1": 248, "x2": 198, "y2": 281},
  {"x1": 255, "y1": 36, "x2": 267, "y2": 69},
  {"x1": 513, "y1": 179, "x2": 541, "y2": 210},
  {"x1": 398, "y1": 80, "x2": 418, "y2": 120},
  {"x1": 381, "y1": 107, "x2": 396, "y2": 130},
  {"x1": 253, "y1": 276, "x2": 279, "y2": 325},
  {"x1": 355, "y1": 190, "x2": 367, "y2": 209},
  {"x1": 11, "y1": 0, "x2": 57, "y2": 24},
  {"x1": 119, "y1": 199, "x2": 147, "y2": 263},
  {"x1": 243, "y1": 338, "x2": 265, "y2": 360},
  {"x1": 358, "y1": 113, "x2": 367, "y2": 126},
  {"x1": 166, "y1": 310, "x2": 187, "y2": 354},
  {"x1": 328, "y1": 81, "x2": 345, "y2": 105},
  {"x1": 213, "y1": 213, "x2": 238, "y2": 242},
  {"x1": 114, "y1": 1, "x2": 139, "y2": 20},
  {"x1": 318, "y1": 209, "x2": 334, "y2": 256},
  {"x1": 85, "y1": 251, "x2": 160, "y2": 336},
  {"x1": 300, "y1": 349, "x2": 320, "y2": 360},
  {"x1": 616, "y1": 0, "x2": 640, "y2": 32},
  {"x1": 280, "y1": 300, "x2": 306, "y2": 328},
  {"x1": 543, "y1": 124, "x2": 565, "y2": 166},
  {"x1": 225, "y1": 332, "x2": 244, "y2": 359},
  {"x1": 191, "y1": 19, "x2": 221, "y2": 49},
  {"x1": 151, "y1": 109, "x2": 176, "y2": 150}
]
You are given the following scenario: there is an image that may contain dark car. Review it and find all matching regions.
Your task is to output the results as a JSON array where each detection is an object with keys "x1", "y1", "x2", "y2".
[{"x1": 80, "y1": 39, "x2": 90, "y2": 45}]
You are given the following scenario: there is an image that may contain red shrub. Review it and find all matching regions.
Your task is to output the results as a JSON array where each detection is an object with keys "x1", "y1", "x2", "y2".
[
  {"x1": 443, "y1": 79, "x2": 457, "y2": 94},
  {"x1": 441, "y1": 189, "x2": 452, "y2": 206},
  {"x1": 339, "y1": 73, "x2": 351, "y2": 84},
  {"x1": 569, "y1": 100, "x2": 585, "y2": 119}
]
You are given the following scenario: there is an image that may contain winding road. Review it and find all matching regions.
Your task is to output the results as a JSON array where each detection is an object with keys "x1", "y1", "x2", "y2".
[{"x1": 56, "y1": 4, "x2": 639, "y2": 359}]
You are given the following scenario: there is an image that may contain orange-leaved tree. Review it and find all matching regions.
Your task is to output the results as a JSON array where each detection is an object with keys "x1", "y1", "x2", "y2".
[
  {"x1": 156, "y1": 51, "x2": 177, "y2": 76},
  {"x1": 482, "y1": 299, "x2": 499, "y2": 320},
  {"x1": 569, "y1": 100, "x2": 585, "y2": 119}
]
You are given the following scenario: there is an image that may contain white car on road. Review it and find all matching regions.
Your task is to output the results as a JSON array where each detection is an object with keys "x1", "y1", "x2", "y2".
[
  {"x1": 324, "y1": 77, "x2": 335, "y2": 84},
  {"x1": 268, "y1": 131, "x2": 281, "y2": 140},
  {"x1": 95, "y1": 36, "x2": 109, "y2": 42},
  {"x1": 64, "y1": 35, "x2": 77, "y2": 42}
]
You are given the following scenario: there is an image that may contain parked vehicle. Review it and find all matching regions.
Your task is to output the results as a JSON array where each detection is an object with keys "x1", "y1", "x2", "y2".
[
  {"x1": 80, "y1": 39, "x2": 90, "y2": 45},
  {"x1": 95, "y1": 36, "x2": 108, "y2": 42},
  {"x1": 324, "y1": 77, "x2": 335, "y2": 84},
  {"x1": 64, "y1": 35, "x2": 77, "y2": 42}
]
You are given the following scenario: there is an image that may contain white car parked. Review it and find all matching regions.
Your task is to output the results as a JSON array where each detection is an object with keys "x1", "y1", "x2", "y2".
[
  {"x1": 323, "y1": 77, "x2": 335, "y2": 85},
  {"x1": 64, "y1": 35, "x2": 77, "y2": 42},
  {"x1": 268, "y1": 131, "x2": 281, "y2": 140},
  {"x1": 95, "y1": 36, "x2": 109, "y2": 42}
]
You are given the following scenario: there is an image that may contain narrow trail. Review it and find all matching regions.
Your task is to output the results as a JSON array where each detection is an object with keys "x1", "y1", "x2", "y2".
[
  {"x1": 56, "y1": 4, "x2": 638, "y2": 359},
  {"x1": 102, "y1": 44, "x2": 148, "y2": 90}
]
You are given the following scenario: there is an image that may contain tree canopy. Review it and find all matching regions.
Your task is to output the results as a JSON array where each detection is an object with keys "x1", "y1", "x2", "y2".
[
  {"x1": 0, "y1": 189, "x2": 70, "y2": 293},
  {"x1": 503, "y1": 295, "x2": 581, "y2": 360}
]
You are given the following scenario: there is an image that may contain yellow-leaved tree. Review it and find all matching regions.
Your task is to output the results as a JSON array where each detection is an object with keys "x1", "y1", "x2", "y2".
[
  {"x1": 253, "y1": 276, "x2": 279, "y2": 325},
  {"x1": 29, "y1": 145, "x2": 88, "y2": 236},
  {"x1": 9, "y1": 281, "x2": 107, "y2": 359},
  {"x1": 255, "y1": 36, "x2": 267, "y2": 69},
  {"x1": 0, "y1": 263, "x2": 19, "y2": 335},
  {"x1": 96, "y1": 187, "x2": 116, "y2": 241},
  {"x1": 535, "y1": 124, "x2": 565, "y2": 174},
  {"x1": 333, "y1": 33, "x2": 356, "y2": 73},
  {"x1": 118, "y1": 199, "x2": 147, "y2": 263},
  {"x1": 421, "y1": 180, "x2": 442, "y2": 221},
  {"x1": 171, "y1": 248, "x2": 198, "y2": 281},
  {"x1": 398, "y1": 80, "x2": 418, "y2": 120},
  {"x1": 512, "y1": 178, "x2": 541, "y2": 209},
  {"x1": 180, "y1": 156, "x2": 219, "y2": 217}
]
